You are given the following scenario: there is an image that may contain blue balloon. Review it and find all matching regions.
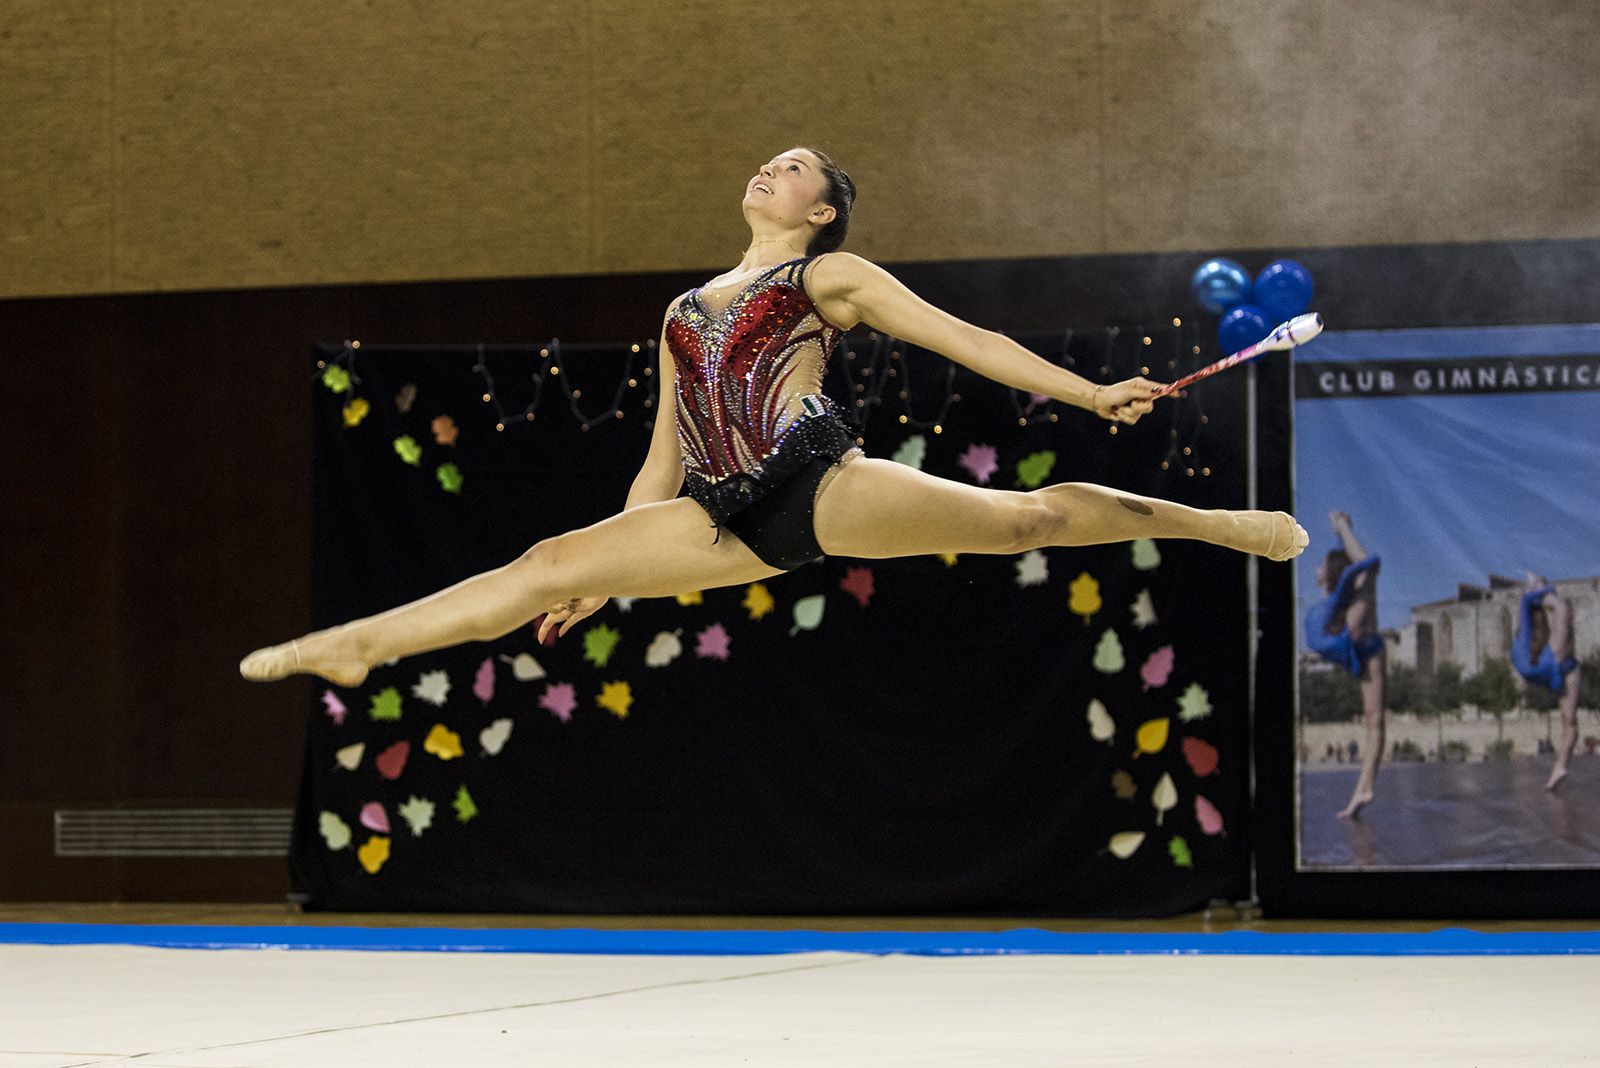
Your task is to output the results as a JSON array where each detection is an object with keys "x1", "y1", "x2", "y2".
[
  {"x1": 1191, "y1": 258, "x2": 1252, "y2": 313},
  {"x1": 1252, "y1": 259, "x2": 1314, "y2": 322},
  {"x1": 1218, "y1": 304, "x2": 1272, "y2": 355}
]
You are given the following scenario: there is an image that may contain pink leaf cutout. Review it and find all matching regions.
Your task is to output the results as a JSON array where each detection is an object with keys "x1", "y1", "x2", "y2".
[
  {"x1": 359, "y1": 802, "x2": 390, "y2": 834},
  {"x1": 474, "y1": 657, "x2": 495, "y2": 704},
  {"x1": 1140, "y1": 645, "x2": 1175, "y2": 691},
  {"x1": 539, "y1": 681, "x2": 577, "y2": 722},
  {"x1": 1195, "y1": 794, "x2": 1225, "y2": 836},
  {"x1": 1182, "y1": 736, "x2": 1220, "y2": 778},
  {"x1": 957, "y1": 443, "x2": 999, "y2": 485},
  {"x1": 695, "y1": 623, "x2": 731, "y2": 661},
  {"x1": 321, "y1": 690, "x2": 347, "y2": 726},
  {"x1": 374, "y1": 740, "x2": 410, "y2": 781}
]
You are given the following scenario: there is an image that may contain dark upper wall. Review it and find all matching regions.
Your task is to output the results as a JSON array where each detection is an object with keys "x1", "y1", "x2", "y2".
[
  {"x1": 3, "y1": 237, "x2": 1596, "y2": 901},
  {"x1": 4, "y1": 0, "x2": 1597, "y2": 299}
]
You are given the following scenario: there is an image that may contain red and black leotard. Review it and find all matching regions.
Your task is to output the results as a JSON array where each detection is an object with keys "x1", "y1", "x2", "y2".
[{"x1": 667, "y1": 255, "x2": 863, "y2": 535}]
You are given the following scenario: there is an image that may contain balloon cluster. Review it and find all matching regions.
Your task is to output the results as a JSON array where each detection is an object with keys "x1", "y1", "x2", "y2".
[{"x1": 1189, "y1": 258, "x2": 1315, "y2": 354}]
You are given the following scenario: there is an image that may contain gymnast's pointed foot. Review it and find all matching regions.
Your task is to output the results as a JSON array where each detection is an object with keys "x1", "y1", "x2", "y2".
[
  {"x1": 1233, "y1": 510, "x2": 1308, "y2": 561},
  {"x1": 239, "y1": 636, "x2": 369, "y2": 687},
  {"x1": 1546, "y1": 765, "x2": 1569, "y2": 792},
  {"x1": 1336, "y1": 790, "x2": 1373, "y2": 821}
]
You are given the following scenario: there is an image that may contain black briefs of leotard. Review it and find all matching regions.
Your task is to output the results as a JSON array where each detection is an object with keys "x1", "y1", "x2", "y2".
[{"x1": 677, "y1": 408, "x2": 859, "y2": 571}]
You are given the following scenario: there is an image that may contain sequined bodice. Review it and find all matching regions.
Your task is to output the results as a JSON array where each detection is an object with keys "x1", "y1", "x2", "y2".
[{"x1": 665, "y1": 256, "x2": 845, "y2": 486}]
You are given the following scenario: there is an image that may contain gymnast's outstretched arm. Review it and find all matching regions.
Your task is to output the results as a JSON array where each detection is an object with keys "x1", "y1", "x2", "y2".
[{"x1": 807, "y1": 252, "x2": 1163, "y2": 424}]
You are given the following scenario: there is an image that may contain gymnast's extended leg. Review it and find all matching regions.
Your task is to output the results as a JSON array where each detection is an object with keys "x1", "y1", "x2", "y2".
[
  {"x1": 240, "y1": 497, "x2": 784, "y2": 685},
  {"x1": 810, "y1": 457, "x2": 1306, "y2": 560}
]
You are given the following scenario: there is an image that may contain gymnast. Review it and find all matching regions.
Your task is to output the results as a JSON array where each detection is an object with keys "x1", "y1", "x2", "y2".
[
  {"x1": 1305, "y1": 510, "x2": 1385, "y2": 819},
  {"x1": 241, "y1": 146, "x2": 1308, "y2": 686},
  {"x1": 1514, "y1": 573, "x2": 1581, "y2": 791}
]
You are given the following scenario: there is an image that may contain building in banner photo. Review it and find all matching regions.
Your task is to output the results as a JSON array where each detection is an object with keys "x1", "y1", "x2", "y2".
[{"x1": 1301, "y1": 574, "x2": 1600, "y2": 764}]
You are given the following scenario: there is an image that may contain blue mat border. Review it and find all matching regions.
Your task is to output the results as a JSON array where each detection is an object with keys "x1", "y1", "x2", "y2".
[{"x1": 3, "y1": 923, "x2": 1599, "y2": 956}]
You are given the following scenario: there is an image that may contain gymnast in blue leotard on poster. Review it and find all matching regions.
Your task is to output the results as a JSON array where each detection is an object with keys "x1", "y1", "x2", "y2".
[
  {"x1": 1513, "y1": 573, "x2": 1582, "y2": 790},
  {"x1": 1305, "y1": 511, "x2": 1386, "y2": 819}
]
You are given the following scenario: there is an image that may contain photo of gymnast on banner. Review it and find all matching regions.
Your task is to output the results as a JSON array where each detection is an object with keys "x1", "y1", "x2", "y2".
[{"x1": 1293, "y1": 324, "x2": 1600, "y2": 870}]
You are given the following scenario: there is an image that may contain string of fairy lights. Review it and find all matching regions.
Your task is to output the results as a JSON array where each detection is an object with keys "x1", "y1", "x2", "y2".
[{"x1": 315, "y1": 318, "x2": 1219, "y2": 476}]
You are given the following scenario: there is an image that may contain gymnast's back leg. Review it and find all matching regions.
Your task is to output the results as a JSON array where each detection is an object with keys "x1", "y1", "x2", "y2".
[
  {"x1": 812, "y1": 457, "x2": 1307, "y2": 560},
  {"x1": 240, "y1": 497, "x2": 784, "y2": 685}
]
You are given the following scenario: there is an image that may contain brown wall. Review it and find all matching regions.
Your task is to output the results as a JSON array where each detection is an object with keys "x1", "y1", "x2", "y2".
[{"x1": 6, "y1": 1, "x2": 1597, "y2": 299}]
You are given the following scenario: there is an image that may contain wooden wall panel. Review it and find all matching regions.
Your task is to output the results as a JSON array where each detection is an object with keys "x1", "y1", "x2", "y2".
[
  {"x1": 1, "y1": 1, "x2": 114, "y2": 295},
  {"x1": 3, "y1": 2, "x2": 1598, "y2": 292},
  {"x1": 1100, "y1": 1, "x2": 1600, "y2": 253},
  {"x1": 110, "y1": 1, "x2": 593, "y2": 292}
]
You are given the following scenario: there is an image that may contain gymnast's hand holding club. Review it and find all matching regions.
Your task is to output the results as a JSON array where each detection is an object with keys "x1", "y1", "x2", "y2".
[{"x1": 1153, "y1": 313, "x2": 1325, "y2": 398}]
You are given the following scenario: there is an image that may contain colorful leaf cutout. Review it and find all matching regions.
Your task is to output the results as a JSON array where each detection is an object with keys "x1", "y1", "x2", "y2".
[
  {"x1": 1069, "y1": 572, "x2": 1101, "y2": 623},
  {"x1": 1134, "y1": 717, "x2": 1170, "y2": 758}
]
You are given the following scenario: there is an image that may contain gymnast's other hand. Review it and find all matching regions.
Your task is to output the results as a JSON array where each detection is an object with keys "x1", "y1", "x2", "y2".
[
  {"x1": 536, "y1": 596, "x2": 608, "y2": 644},
  {"x1": 1093, "y1": 377, "x2": 1164, "y2": 424}
]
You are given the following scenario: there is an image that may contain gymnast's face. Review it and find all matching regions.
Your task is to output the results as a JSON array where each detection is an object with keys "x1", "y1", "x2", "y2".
[
  {"x1": 743, "y1": 148, "x2": 835, "y2": 230},
  {"x1": 1314, "y1": 558, "x2": 1332, "y2": 593}
]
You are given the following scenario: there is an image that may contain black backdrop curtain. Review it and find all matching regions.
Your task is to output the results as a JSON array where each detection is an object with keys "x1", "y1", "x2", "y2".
[{"x1": 292, "y1": 328, "x2": 1251, "y2": 915}]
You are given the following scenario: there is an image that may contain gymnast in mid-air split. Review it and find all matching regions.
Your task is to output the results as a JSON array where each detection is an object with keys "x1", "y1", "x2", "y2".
[{"x1": 241, "y1": 146, "x2": 1308, "y2": 686}]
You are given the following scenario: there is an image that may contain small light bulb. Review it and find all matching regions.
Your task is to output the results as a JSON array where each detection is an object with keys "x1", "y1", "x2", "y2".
[
  {"x1": 495, "y1": 422, "x2": 504, "y2": 432},
  {"x1": 630, "y1": 343, "x2": 640, "y2": 353},
  {"x1": 482, "y1": 393, "x2": 491, "y2": 402},
  {"x1": 898, "y1": 414, "x2": 908, "y2": 424},
  {"x1": 933, "y1": 424, "x2": 942, "y2": 434}
]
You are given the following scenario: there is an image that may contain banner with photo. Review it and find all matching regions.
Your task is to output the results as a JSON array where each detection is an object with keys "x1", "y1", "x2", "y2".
[{"x1": 1294, "y1": 324, "x2": 1600, "y2": 870}]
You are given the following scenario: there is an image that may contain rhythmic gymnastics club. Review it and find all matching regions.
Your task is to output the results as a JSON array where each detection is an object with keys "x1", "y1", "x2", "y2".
[{"x1": 1152, "y1": 313, "x2": 1324, "y2": 398}]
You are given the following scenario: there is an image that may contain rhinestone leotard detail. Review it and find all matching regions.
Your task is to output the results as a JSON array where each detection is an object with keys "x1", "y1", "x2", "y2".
[{"x1": 667, "y1": 255, "x2": 863, "y2": 535}]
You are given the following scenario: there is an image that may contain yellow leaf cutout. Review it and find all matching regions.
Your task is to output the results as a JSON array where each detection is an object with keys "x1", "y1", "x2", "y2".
[
  {"x1": 675, "y1": 590, "x2": 703, "y2": 607},
  {"x1": 1069, "y1": 572, "x2": 1102, "y2": 624},
  {"x1": 357, "y1": 835, "x2": 390, "y2": 874},
  {"x1": 423, "y1": 724, "x2": 463, "y2": 760},
  {"x1": 597, "y1": 680, "x2": 633, "y2": 719},
  {"x1": 743, "y1": 582, "x2": 774, "y2": 621},
  {"x1": 938, "y1": 553, "x2": 959, "y2": 567},
  {"x1": 1133, "y1": 717, "x2": 1170, "y2": 758}
]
